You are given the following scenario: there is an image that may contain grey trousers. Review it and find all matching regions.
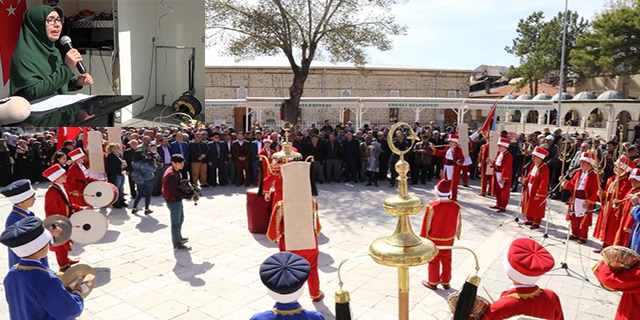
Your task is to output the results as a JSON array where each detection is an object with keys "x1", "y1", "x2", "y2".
[{"x1": 326, "y1": 159, "x2": 341, "y2": 182}]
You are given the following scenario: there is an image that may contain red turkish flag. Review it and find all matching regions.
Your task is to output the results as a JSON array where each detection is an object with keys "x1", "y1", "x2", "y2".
[
  {"x1": 0, "y1": 0, "x2": 26, "y2": 85},
  {"x1": 57, "y1": 127, "x2": 83, "y2": 150}
]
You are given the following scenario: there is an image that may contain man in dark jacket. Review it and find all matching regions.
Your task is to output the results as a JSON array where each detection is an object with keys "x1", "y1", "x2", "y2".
[
  {"x1": 325, "y1": 133, "x2": 341, "y2": 183},
  {"x1": 123, "y1": 140, "x2": 138, "y2": 199},
  {"x1": 250, "y1": 131, "x2": 264, "y2": 185},
  {"x1": 341, "y1": 131, "x2": 360, "y2": 183},
  {"x1": 189, "y1": 132, "x2": 209, "y2": 188},
  {"x1": 207, "y1": 133, "x2": 227, "y2": 186},
  {"x1": 153, "y1": 137, "x2": 172, "y2": 196},
  {"x1": 304, "y1": 135, "x2": 327, "y2": 183}
]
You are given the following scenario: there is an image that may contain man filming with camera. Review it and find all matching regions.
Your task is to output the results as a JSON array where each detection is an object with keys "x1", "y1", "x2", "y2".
[
  {"x1": 131, "y1": 142, "x2": 161, "y2": 215},
  {"x1": 162, "y1": 154, "x2": 197, "y2": 251}
]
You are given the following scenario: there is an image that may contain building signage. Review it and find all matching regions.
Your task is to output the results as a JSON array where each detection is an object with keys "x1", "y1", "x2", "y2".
[
  {"x1": 496, "y1": 105, "x2": 536, "y2": 110},
  {"x1": 205, "y1": 103, "x2": 239, "y2": 108},
  {"x1": 271, "y1": 103, "x2": 333, "y2": 108},
  {"x1": 387, "y1": 103, "x2": 440, "y2": 108}
]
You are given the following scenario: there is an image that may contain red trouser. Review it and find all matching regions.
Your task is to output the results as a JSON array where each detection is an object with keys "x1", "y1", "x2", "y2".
[
  {"x1": 279, "y1": 241, "x2": 321, "y2": 299},
  {"x1": 461, "y1": 165, "x2": 469, "y2": 185},
  {"x1": 494, "y1": 177, "x2": 510, "y2": 209},
  {"x1": 428, "y1": 240, "x2": 453, "y2": 285},
  {"x1": 570, "y1": 215, "x2": 590, "y2": 240},
  {"x1": 50, "y1": 241, "x2": 72, "y2": 269},
  {"x1": 481, "y1": 174, "x2": 493, "y2": 196},
  {"x1": 234, "y1": 159, "x2": 251, "y2": 183}
]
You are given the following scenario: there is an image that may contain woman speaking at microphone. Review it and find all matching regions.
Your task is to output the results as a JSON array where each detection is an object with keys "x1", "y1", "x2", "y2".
[{"x1": 10, "y1": 5, "x2": 93, "y2": 101}]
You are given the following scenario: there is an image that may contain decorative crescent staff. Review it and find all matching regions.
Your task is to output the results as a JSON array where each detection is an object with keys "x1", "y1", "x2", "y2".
[
  {"x1": 335, "y1": 122, "x2": 482, "y2": 320},
  {"x1": 559, "y1": 122, "x2": 574, "y2": 179}
]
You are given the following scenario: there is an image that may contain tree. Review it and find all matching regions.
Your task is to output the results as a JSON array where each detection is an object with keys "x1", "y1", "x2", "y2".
[
  {"x1": 570, "y1": 6, "x2": 640, "y2": 97},
  {"x1": 206, "y1": 0, "x2": 407, "y2": 125},
  {"x1": 505, "y1": 11, "x2": 587, "y2": 93}
]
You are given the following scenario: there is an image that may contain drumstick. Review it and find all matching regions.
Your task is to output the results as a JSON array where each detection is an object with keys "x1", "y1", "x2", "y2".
[{"x1": 482, "y1": 286, "x2": 495, "y2": 303}]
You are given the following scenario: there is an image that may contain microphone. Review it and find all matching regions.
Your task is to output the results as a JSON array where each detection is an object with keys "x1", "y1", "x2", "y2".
[{"x1": 60, "y1": 36, "x2": 86, "y2": 74}]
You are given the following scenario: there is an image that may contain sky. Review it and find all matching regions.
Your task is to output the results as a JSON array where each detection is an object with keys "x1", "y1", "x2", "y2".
[{"x1": 205, "y1": 0, "x2": 607, "y2": 70}]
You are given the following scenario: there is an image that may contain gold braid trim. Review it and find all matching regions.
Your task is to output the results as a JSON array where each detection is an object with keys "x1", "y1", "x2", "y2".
[
  {"x1": 456, "y1": 205, "x2": 462, "y2": 240},
  {"x1": 502, "y1": 287, "x2": 543, "y2": 300},
  {"x1": 11, "y1": 210, "x2": 28, "y2": 218},
  {"x1": 312, "y1": 198, "x2": 322, "y2": 236},
  {"x1": 271, "y1": 306, "x2": 304, "y2": 316},
  {"x1": 424, "y1": 205, "x2": 434, "y2": 236},
  {"x1": 265, "y1": 201, "x2": 283, "y2": 243},
  {"x1": 14, "y1": 264, "x2": 55, "y2": 275}
]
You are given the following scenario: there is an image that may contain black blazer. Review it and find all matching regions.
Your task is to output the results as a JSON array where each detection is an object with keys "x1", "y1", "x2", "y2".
[
  {"x1": 207, "y1": 141, "x2": 227, "y2": 164},
  {"x1": 106, "y1": 152, "x2": 124, "y2": 183}
]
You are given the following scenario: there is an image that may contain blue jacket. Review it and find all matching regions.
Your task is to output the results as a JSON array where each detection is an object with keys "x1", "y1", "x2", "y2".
[
  {"x1": 251, "y1": 302, "x2": 325, "y2": 320},
  {"x1": 170, "y1": 141, "x2": 190, "y2": 164},
  {"x1": 5, "y1": 259, "x2": 83, "y2": 320},
  {"x1": 132, "y1": 161, "x2": 157, "y2": 182},
  {"x1": 5, "y1": 206, "x2": 49, "y2": 269}
]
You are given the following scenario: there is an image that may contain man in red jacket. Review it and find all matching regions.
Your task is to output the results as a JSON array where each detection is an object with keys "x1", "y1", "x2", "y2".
[
  {"x1": 481, "y1": 238, "x2": 564, "y2": 320},
  {"x1": 520, "y1": 146, "x2": 550, "y2": 229},
  {"x1": 489, "y1": 137, "x2": 513, "y2": 212},
  {"x1": 420, "y1": 179, "x2": 461, "y2": 290},
  {"x1": 478, "y1": 141, "x2": 493, "y2": 197},
  {"x1": 431, "y1": 134, "x2": 464, "y2": 200},
  {"x1": 593, "y1": 247, "x2": 640, "y2": 320},
  {"x1": 43, "y1": 164, "x2": 84, "y2": 271},
  {"x1": 64, "y1": 148, "x2": 98, "y2": 207},
  {"x1": 561, "y1": 151, "x2": 601, "y2": 244},
  {"x1": 594, "y1": 156, "x2": 635, "y2": 253},
  {"x1": 231, "y1": 132, "x2": 252, "y2": 186}
]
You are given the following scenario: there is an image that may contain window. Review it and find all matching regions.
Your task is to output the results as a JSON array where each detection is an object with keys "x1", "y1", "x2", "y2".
[
  {"x1": 341, "y1": 89, "x2": 352, "y2": 97},
  {"x1": 237, "y1": 86, "x2": 247, "y2": 99},
  {"x1": 390, "y1": 90, "x2": 400, "y2": 97}
]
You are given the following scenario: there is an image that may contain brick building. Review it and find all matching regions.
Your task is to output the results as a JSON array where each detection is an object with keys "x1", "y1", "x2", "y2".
[{"x1": 205, "y1": 63, "x2": 473, "y2": 130}]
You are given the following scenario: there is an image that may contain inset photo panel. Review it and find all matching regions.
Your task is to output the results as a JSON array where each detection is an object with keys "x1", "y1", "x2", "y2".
[{"x1": 1, "y1": 0, "x2": 205, "y2": 128}]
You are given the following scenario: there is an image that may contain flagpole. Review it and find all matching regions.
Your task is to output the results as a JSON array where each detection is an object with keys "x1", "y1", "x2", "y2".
[{"x1": 557, "y1": 0, "x2": 569, "y2": 124}]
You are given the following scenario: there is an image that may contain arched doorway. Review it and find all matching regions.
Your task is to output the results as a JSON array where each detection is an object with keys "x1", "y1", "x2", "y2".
[
  {"x1": 616, "y1": 110, "x2": 632, "y2": 142},
  {"x1": 511, "y1": 110, "x2": 522, "y2": 123},
  {"x1": 564, "y1": 109, "x2": 580, "y2": 127},
  {"x1": 526, "y1": 110, "x2": 539, "y2": 124},
  {"x1": 587, "y1": 108, "x2": 605, "y2": 128}
]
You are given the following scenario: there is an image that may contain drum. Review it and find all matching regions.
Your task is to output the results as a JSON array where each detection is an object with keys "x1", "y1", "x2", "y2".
[
  {"x1": 83, "y1": 181, "x2": 118, "y2": 208},
  {"x1": 70, "y1": 210, "x2": 109, "y2": 244},
  {"x1": 602, "y1": 245, "x2": 640, "y2": 271},
  {"x1": 246, "y1": 187, "x2": 270, "y2": 234}
]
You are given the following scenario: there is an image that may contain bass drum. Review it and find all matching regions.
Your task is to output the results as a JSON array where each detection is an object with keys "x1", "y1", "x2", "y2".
[
  {"x1": 70, "y1": 210, "x2": 109, "y2": 244},
  {"x1": 246, "y1": 187, "x2": 270, "y2": 234},
  {"x1": 172, "y1": 92, "x2": 202, "y2": 119},
  {"x1": 83, "y1": 181, "x2": 118, "y2": 208}
]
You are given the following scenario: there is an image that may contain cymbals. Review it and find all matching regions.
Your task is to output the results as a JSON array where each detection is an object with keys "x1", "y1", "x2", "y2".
[
  {"x1": 60, "y1": 264, "x2": 96, "y2": 299},
  {"x1": 43, "y1": 215, "x2": 72, "y2": 247}
]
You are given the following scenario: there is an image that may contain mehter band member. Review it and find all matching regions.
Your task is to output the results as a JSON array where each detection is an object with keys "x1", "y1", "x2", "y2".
[
  {"x1": 420, "y1": 179, "x2": 461, "y2": 290},
  {"x1": 65, "y1": 148, "x2": 98, "y2": 207},
  {"x1": 2, "y1": 216, "x2": 85, "y2": 320},
  {"x1": 43, "y1": 164, "x2": 82, "y2": 271},
  {"x1": 432, "y1": 134, "x2": 464, "y2": 200},
  {"x1": 521, "y1": 146, "x2": 550, "y2": 229},
  {"x1": 481, "y1": 238, "x2": 564, "y2": 320},
  {"x1": 250, "y1": 252, "x2": 325, "y2": 320},
  {"x1": 490, "y1": 137, "x2": 513, "y2": 212},
  {"x1": 561, "y1": 151, "x2": 601, "y2": 244},
  {"x1": 1, "y1": 179, "x2": 59, "y2": 268}
]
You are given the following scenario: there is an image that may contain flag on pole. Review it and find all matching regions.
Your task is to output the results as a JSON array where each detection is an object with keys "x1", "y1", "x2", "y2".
[
  {"x1": 57, "y1": 127, "x2": 83, "y2": 150},
  {"x1": 0, "y1": 0, "x2": 27, "y2": 85},
  {"x1": 481, "y1": 99, "x2": 499, "y2": 136}
]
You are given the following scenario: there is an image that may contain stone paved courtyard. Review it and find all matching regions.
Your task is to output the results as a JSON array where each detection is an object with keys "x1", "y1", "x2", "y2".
[{"x1": 0, "y1": 178, "x2": 621, "y2": 320}]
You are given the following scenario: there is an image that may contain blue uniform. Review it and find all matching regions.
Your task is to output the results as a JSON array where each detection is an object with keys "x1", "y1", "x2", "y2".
[
  {"x1": 5, "y1": 206, "x2": 49, "y2": 268},
  {"x1": 4, "y1": 259, "x2": 84, "y2": 320},
  {"x1": 629, "y1": 205, "x2": 640, "y2": 254},
  {"x1": 250, "y1": 302, "x2": 325, "y2": 320}
]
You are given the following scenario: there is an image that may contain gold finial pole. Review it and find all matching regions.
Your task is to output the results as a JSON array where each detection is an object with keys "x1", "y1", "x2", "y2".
[{"x1": 369, "y1": 122, "x2": 437, "y2": 320}]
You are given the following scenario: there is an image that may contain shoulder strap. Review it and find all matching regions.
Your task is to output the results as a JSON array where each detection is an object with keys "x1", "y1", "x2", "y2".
[{"x1": 51, "y1": 184, "x2": 73, "y2": 213}]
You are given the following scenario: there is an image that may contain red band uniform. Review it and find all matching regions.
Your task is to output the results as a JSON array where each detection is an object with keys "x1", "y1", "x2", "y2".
[
  {"x1": 482, "y1": 238, "x2": 564, "y2": 320},
  {"x1": 420, "y1": 180, "x2": 461, "y2": 289},
  {"x1": 266, "y1": 199, "x2": 323, "y2": 301},
  {"x1": 522, "y1": 146, "x2": 550, "y2": 227},
  {"x1": 492, "y1": 138, "x2": 513, "y2": 211},
  {"x1": 64, "y1": 148, "x2": 97, "y2": 207},
  {"x1": 614, "y1": 168, "x2": 640, "y2": 246},
  {"x1": 432, "y1": 134, "x2": 464, "y2": 200},
  {"x1": 594, "y1": 156, "x2": 634, "y2": 248},
  {"x1": 478, "y1": 143, "x2": 493, "y2": 196},
  {"x1": 43, "y1": 164, "x2": 83, "y2": 271},
  {"x1": 593, "y1": 258, "x2": 640, "y2": 320},
  {"x1": 562, "y1": 152, "x2": 601, "y2": 242}
]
